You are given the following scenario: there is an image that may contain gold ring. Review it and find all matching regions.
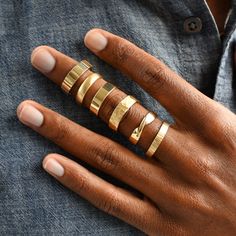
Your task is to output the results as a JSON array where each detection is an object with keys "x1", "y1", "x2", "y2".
[
  {"x1": 146, "y1": 121, "x2": 170, "y2": 157},
  {"x1": 129, "y1": 112, "x2": 156, "y2": 144},
  {"x1": 61, "y1": 60, "x2": 92, "y2": 94},
  {"x1": 109, "y1": 95, "x2": 138, "y2": 131},
  {"x1": 76, "y1": 73, "x2": 101, "y2": 104},
  {"x1": 90, "y1": 82, "x2": 116, "y2": 116}
]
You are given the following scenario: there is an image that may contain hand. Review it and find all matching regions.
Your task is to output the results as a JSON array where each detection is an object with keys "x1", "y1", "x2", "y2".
[{"x1": 17, "y1": 29, "x2": 236, "y2": 235}]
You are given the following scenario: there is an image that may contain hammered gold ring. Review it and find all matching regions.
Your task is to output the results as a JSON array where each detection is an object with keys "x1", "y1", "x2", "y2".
[
  {"x1": 146, "y1": 121, "x2": 170, "y2": 157},
  {"x1": 109, "y1": 95, "x2": 138, "y2": 131},
  {"x1": 61, "y1": 60, "x2": 92, "y2": 94}
]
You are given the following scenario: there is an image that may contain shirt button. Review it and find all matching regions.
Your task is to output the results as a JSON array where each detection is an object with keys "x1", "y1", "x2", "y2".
[{"x1": 184, "y1": 17, "x2": 202, "y2": 33}]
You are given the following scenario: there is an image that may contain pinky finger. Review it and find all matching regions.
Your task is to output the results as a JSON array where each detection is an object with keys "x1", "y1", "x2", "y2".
[{"x1": 42, "y1": 154, "x2": 161, "y2": 235}]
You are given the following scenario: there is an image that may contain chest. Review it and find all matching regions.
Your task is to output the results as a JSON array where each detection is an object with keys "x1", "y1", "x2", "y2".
[{"x1": 206, "y1": 0, "x2": 231, "y2": 34}]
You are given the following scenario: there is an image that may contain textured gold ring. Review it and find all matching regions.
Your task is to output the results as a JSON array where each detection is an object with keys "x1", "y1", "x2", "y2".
[
  {"x1": 129, "y1": 112, "x2": 156, "y2": 144},
  {"x1": 61, "y1": 60, "x2": 92, "y2": 94},
  {"x1": 90, "y1": 82, "x2": 116, "y2": 116},
  {"x1": 76, "y1": 73, "x2": 101, "y2": 104},
  {"x1": 109, "y1": 95, "x2": 138, "y2": 131},
  {"x1": 146, "y1": 121, "x2": 170, "y2": 157}
]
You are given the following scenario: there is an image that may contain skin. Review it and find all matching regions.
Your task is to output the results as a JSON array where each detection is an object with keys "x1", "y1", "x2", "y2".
[
  {"x1": 206, "y1": 0, "x2": 231, "y2": 34},
  {"x1": 16, "y1": 28, "x2": 236, "y2": 235}
]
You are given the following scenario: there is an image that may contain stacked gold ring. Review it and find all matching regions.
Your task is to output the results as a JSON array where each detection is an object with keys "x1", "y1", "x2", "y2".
[
  {"x1": 76, "y1": 73, "x2": 101, "y2": 104},
  {"x1": 109, "y1": 95, "x2": 138, "y2": 131},
  {"x1": 61, "y1": 59, "x2": 170, "y2": 159},
  {"x1": 146, "y1": 121, "x2": 170, "y2": 157},
  {"x1": 90, "y1": 82, "x2": 116, "y2": 116},
  {"x1": 129, "y1": 112, "x2": 156, "y2": 144},
  {"x1": 61, "y1": 60, "x2": 92, "y2": 94}
]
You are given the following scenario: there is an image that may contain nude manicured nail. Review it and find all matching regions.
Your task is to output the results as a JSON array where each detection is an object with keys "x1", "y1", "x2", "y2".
[
  {"x1": 84, "y1": 30, "x2": 108, "y2": 52},
  {"x1": 17, "y1": 103, "x2": 44, "y2": 127},
  {"x1": 43, "y1": 159, "x2": 64, "y2": 177},
  {"x1": 31, "y1": 48, "x2": 56, "y2": 73}
]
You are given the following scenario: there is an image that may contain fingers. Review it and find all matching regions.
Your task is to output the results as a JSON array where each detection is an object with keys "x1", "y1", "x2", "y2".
[
  {"x1": 31, "y1": 46, "x2": 78, "y2": 87},
  {"x1": 17, "y1": 100, "x2": 168, "y2": 197},
  {"x1": 42, "y1": 153, "x2": 162, "y2": 235},
  {"x1": 30, "y1": 45, "x2": 172, "y2": 158},
  {"x1": 84, "y1": 29, "x2": 220, "y2": 129}
]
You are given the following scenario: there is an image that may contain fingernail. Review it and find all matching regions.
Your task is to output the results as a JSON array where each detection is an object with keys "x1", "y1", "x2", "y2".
[
  {"x1": 84, "y1": 30, "x2": 108, "y2": 52},
  {"x1": 17, "y1": 103, "x2": 44, "y2": 127},
  {"x1": 31, "y1": 47, "x2": 56, "y2": 73},
  {"x1": 43, "y1": 158, "x2": 64, "y2": 177}
]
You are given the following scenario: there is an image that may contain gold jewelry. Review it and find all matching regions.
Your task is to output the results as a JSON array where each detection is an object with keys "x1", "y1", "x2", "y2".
[
  {"x1": 61, "y1": 60, "x2": 92, "y2": 94},
  {"x1": 90, "y1": 82, "x2": 116, "y2": 116},
  {"x1": 129, "y1": 112, "x2": 156, "y2": 144},
  {"x1": 76, "y1": 73, "x2": 101, "y2": 104},
  {"x1": 109, "y1": 95, "x2": 138, "y2": 131},
  {"x1": 146, "y1": 121, "x2": 170, "y2": 157}
]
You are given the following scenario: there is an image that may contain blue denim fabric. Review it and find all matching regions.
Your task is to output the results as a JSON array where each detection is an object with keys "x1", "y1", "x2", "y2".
[{"x1": 0, "y1": 0, "x2": 235, "y2": 235}]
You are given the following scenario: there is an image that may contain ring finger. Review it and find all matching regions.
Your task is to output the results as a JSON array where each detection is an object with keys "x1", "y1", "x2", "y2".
[{"x1": 17, "y1": 99, "x2": 170, "y2": 199}]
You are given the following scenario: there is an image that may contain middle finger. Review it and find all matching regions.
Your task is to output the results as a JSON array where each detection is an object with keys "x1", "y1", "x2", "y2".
[{"x1": 30, "y1": 46, "x2": 179, "y2": 160}]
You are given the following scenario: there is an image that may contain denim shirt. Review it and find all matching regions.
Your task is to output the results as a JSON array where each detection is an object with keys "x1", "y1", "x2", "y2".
[{"x1": 0, "y1": 0, "x2": 235, "y2": 235}]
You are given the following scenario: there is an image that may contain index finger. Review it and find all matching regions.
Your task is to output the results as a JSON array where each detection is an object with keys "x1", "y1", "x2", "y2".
[{"x1": 84, "y1": 29, "x2": 221, "y2": 130}]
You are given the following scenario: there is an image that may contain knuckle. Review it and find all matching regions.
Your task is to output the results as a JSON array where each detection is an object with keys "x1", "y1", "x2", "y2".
[
  {"x1": 161, "y1": 215, "x2": 183, "y2": 236},
  {"x1": 140, "y1": 63, "x2": 168, "y2": 94},
  {"x1": 48, "y1": 116, "x2": 71, "y2": 143},
  {"x1": 222, "y1": 131, "x2": 236, "y2": 155},
  {"x1": 88, "y1": 139, "x2": 121, "y2": 172},
  {"x1": 218, "y1": 121, "x2": 236, "y2": 154},
  {"x1": 102, "y1": 91, "x2": 124, "y2": 116},
  {"x1": 192, "y1": 106, "x2": 236, "y2": 158},
  {"x1": 97, "y1": 191, "x2": 121, "y2": 215},
  {"x1": 195, "y1": 160, "x2": 224, "y2": 191},
  {"x1": 112, "y1": 40, "x2": 136, "y2": 64},
  {"x1": 206, "y1": 112, "x2": 236, "y2": 154},
  {"x1": 121, "y1": 103, "x2": 144, "y2": 128},
  {"x1": 195, "y1": 158, "x2": 216, "y2": 180},
  {"x1": 68, "y1": 171, "x2": 89, "y2": 194},
  {"x1": 127, "y1": 103, "x2": 143, "y2": 121},
  {"x1": 185, "y1": 152, "x2": 216, "y2": 184}
]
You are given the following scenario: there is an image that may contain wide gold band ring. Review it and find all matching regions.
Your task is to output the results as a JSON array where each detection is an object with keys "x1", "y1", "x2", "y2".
[
  {"x1": 61, "y1": 60, "x2": 92, "y2": 94},
  {"x1": 146, "y1": 121, "x2": 170, "y2": 157},
  {"x1": 76, "y1": 73, "x2": 101, "y2": 104},
  {"x1": 129, "y1": 112, "x2": 156, "y2": 144},
  {"x1": 90, "y1": 82, "x2": 116, "y2": 116},
  {"x1": 109, "y1": 95, "x2": 138, "y2": 131}
]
